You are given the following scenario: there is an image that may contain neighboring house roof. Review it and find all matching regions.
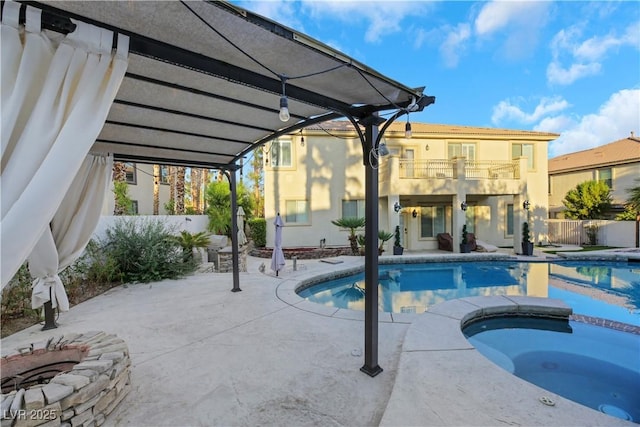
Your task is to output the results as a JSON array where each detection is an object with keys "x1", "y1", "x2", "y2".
[
  {"x1": 548, "y1": 136, "x2": 640, "y2": 174},
  {"x1": 305, "y1": 120, "x2": 559, "y2": 140}
]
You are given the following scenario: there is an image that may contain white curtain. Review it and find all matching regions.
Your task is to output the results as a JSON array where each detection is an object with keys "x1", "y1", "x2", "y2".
[
  {"x1": 1, "y1": 1, "x2": 129, "y2": 288},
  {"x1": 29, "y1": 154, "x2": 114, "y2": 311}
]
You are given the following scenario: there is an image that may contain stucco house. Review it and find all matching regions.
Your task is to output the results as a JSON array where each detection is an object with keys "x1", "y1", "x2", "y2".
[
  {"x1": 264, "y1": 121, "x2": 559, "y2": 253},
  {"x1": 548, "y1": 133, "x2": 640, "y2": 219}
]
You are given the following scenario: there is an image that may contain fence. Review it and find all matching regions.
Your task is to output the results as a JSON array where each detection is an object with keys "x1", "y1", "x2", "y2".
[{"x1": 546, "y1": 219, "x2": 638, "y2": 247}]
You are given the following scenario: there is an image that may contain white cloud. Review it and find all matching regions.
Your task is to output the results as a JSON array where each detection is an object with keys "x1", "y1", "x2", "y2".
[
  {"x1": 474, "y1": 1, "x2": 550, "y2": 59},
  {"x1": 440, "y1": 24, "x2": 471, "y2": 68},
  {"x1": 547, "y1": 21, "x2": 640, "y2": 85},
  {"x1": 492, "y1": 96, "x2": 571, "y2": 125},
  {"x1": 546, "y1": 61, "x2": 601, "y2": 86},
  {"x1": 300, "y1": 0, "x2": 432, "y2": 43},
  {"x1": 538, "y1": 89, "x2": 640, "y2": 157},
  {"x1": 239, "y1": 0, "x2": 304, "y2": 31}
]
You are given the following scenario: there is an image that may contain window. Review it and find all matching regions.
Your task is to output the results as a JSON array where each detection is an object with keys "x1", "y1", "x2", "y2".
[
  {"x1": 598, "y1": 168, "x2": 612, "y2": 189},
  {"x1": 512, "y1": 143, "x2": 534, "y2": 170},
  {"x1": 160, "y1": 165, "x2": 170, "y2": 185},
  {"x1": 124, "y1": 163, "x2": 137, "y2": 184},
  {"x1": 448, "y1": 143, "x2": 476, "y2": 160},
  {"x1": 420, "y1": 206, "x2": 446, "y2": 238},
  {"x1": 342, "y1": 200, "x2": 365, "y2": 219},
  {"x1": 131, "y1": 200, "x2": 139, "y2": 215},
  {"x1": 270, "y1": 139, "x2": 292, "y2": 167},
  {"x1": 506, "y1": 204, "x2": 514, "y2": 236},
  {"x1": 285, "y1": 200, "x2": 309, "y2": 223}
]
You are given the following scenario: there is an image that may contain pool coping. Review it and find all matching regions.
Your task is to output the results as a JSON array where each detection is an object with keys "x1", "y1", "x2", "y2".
[{"x1": 380, "y1": 296, "x2": 637, "y2": 426}]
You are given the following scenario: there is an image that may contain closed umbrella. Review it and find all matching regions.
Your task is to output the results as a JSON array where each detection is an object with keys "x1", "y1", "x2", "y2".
[
  {"x1": 270, "y1": 213, "x2": 286, "y2": 276},
  {"x1": 237, "y1": 206, "x2": 248, "y2": 246}
]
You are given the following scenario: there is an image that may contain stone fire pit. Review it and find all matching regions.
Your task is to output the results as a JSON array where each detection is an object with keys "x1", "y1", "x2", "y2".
[{"x1": 1, "y1": 331, "x2": 131, "y2": 427}]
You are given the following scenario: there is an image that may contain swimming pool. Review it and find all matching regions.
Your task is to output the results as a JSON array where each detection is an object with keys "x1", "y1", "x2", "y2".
[
  {"x1": 464, "y1": 316, "x2": 640, "y2": 423},
  {"x1": 297, "y1": 261, "x2": 640, "y2": 325}
]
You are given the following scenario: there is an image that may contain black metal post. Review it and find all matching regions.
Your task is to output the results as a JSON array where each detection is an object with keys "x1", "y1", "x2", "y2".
[
  {"x1": 42, "y1": 288, "x2": 57, "y2": 330},
  {"x1": 229, "y1": 168, "x2": 242, "y2": 292},
  {"x1": 360, "y1": 116, "x2": 383, "y2": 377}
]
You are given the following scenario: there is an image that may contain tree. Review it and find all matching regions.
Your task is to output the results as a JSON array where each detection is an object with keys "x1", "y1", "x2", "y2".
[
  {"x1": 205, "y1": 179, "x2": 255, "y2": 236},
  {"x1": 331, "y1": 217, "x2": 366, "y2": 255},
  {"x1": 112, "y1": 162, "x2": 129, "y2": 215},
  {"x1": 562, "y1": 180, "x2": 612, "y2": 219},
  {"x1": 175, "y1": 167, "x2": 186, "y2": 214},
  {"x1": 153, "y1": 164, "x2": 160, "y2": 215},
  {"x1": 247, "y1": 148, "x2": 264, "y2": 218},
  {"x1": 616, "y1": 178, "x2": 640, "y2": 220}
]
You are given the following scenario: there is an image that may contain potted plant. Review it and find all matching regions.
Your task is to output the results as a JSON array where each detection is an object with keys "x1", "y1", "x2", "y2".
[
  {"x1": 378, "y1": 230, "x2": 394, "y2": 255},
  {"x1": 331, "y1": 217, "x2": 366, "y2": 255},
  {"x1": 393, "y1": 225, "x2": 404, "y2": 255},
  {"x1": 460, "y1": 224, "x2": 471, "y2": 253},
  {"x1": 521, "y1": 222, "x2": 534, "y2": 256}
]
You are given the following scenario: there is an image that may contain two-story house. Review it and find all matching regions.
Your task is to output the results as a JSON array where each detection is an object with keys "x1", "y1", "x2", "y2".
[
  {"x1": 264, "y1": 121, "x2": 559, "y2": 253},
  {"x1": 548, "y1": 133, "x2": 640, "y2": 219}
]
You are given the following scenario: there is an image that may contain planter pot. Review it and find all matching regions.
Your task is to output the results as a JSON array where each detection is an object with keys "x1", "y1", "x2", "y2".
[
  {"x1": 460, "y1": 243, "x2": 471, "y2": 253},
  {"x1": 521, "y1": 242, "x2": 534, "y2": 256},
  {"x1": 393, "y1": 246, "x2": 404, "y2": 255}
]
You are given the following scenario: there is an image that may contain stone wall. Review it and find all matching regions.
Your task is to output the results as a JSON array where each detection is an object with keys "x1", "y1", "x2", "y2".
[
  {"x1": 250, "y1": 247, "x2": 351, "y2": 260},
  {"x1": 217, "y1": 246, "x2": 249, "y2": 273},
  {"x1": 1, "y1": 331, "x2": 131, "y2": 427}
]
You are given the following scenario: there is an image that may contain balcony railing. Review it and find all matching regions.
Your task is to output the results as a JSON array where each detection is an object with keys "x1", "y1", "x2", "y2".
[
  {"x1": 399, "y1": 159, "x2": 454, "y2": 179},
  {"x1": 396, "y1": 159, "x2": 518, "y2": 180},
  {"x1": 464, "y1": 160, "x2": 519, "y2": 180}
]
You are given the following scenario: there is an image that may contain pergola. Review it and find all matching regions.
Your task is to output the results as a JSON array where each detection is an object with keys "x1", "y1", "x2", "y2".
[{"x1": 2, "y1": 0, "x2": 434, "y2": 376}]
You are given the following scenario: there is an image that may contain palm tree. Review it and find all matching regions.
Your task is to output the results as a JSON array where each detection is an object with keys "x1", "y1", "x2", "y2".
[
  {"x1": 175, "y1": 167, "x2": 186, "y2": 214},
  {"x1": 153, "y1": 164, "x2": 160, "y2": 215},
  {"x1": 112, "y1": 162, "x2": 129, "y2": 215},
  {"x1": 173, "y1": 230, "x2": 211, "y2": 261},
  {"x1": 378, "y1": 230, "x2": 394, "y2": 254},
  {"x1": 331, "y1": 217, "x2": 365, "y2": 255},
  {"x1": 190, "y1": 167, "x2": 201, "y2": 214}
]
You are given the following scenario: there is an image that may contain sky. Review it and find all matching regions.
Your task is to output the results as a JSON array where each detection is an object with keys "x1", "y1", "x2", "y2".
[{"x1": 232, "y1": 0, "x2": 640, "y2": 158}]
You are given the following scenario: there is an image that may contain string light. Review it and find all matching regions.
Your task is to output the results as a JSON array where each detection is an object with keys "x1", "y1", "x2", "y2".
[{"x1": 279, "y1": 76, "x2": 290, "y2": 122}]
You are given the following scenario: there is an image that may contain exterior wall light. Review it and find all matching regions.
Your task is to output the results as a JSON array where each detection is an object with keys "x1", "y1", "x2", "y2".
[
  {"x1": 412, "y1": 209, "x2": 418, "y2": 218},
  {"x1": 523, "y1": 200, "x2": 531, "y2": 210},
  {"x1": 394, "y1": 201, "x2": 402, "y2": 213},
  {"x1": 461, "y1": 201, "x2": 467, "y2": 211}
]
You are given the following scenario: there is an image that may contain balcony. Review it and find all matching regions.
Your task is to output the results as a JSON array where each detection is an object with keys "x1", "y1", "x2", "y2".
[{"x1": 379, "y1": 157, "x2": 526, "y2": 197}]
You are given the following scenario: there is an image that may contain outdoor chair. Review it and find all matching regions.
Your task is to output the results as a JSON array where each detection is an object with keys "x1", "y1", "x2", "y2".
[{"x1": 437, "y1": 233, "x2": 454, "y2": 252}]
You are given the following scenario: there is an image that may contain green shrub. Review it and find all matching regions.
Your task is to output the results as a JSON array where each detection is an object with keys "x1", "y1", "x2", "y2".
[
  {"x1": 1, "y1": 265, "x2": 40, "y2": 323},
  {"x1": 247, "y1": 218, "x2": 266, "y2": 247},
  {"x1": 103, "y1": 217, "x2": 196, "y2": 283}
]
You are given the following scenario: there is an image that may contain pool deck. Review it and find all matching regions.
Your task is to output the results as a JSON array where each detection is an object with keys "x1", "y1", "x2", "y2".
[{"x1": 2, "y1": 248, "x2": 638, "y2": 426}]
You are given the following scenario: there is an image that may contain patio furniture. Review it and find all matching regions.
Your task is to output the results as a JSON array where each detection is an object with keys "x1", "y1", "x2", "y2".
[
  {"x1": 437, "y1": 233, "x2": 454, "y2": 252},
  {"x1": 467, "y1": 233, "x2": 478, "y2": 251}
]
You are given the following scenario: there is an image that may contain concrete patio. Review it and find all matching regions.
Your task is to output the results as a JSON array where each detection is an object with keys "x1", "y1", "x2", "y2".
[{"x1": 2, "y1": 250, "x2": 638, "y2": 426}]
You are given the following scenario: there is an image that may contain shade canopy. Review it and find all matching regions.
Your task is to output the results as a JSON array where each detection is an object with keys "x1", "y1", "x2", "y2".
[{"x1": 27, "y1": 0, "x2": 428, "y2": 170}]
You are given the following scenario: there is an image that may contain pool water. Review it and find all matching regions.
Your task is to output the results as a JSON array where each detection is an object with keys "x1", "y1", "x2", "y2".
[
  {"x1": 464, "y1": 316, "x2": 640, "y2": 423},
  {"x1": 297, "y1": 261, "x2": 640, "y2": 325}
]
